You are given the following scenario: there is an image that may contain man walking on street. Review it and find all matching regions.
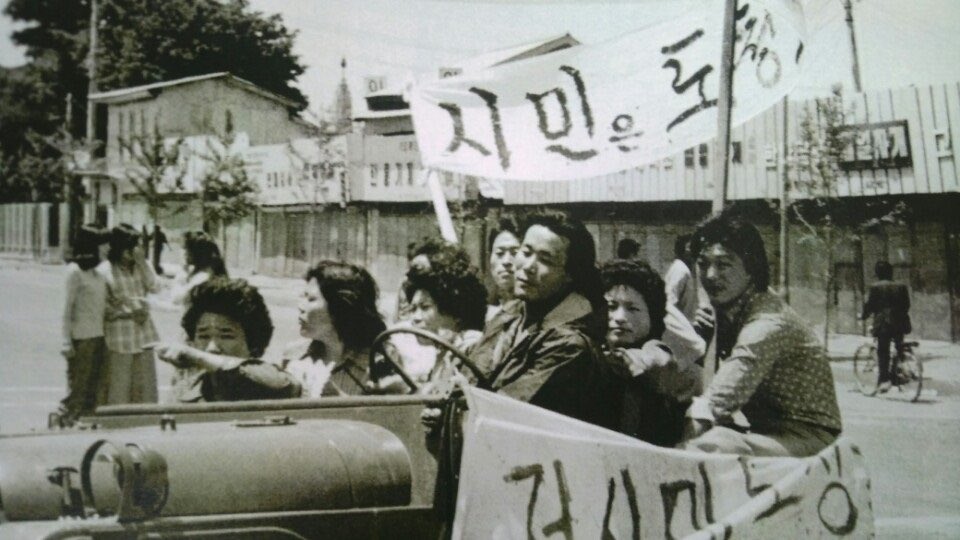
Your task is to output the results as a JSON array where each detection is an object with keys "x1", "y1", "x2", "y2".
[
  {"x1": 152, "y1": 224, "x2": 168, "y2": 276},
  {"x1": 861, "y1": 260, "x2": 911, "y2": 393}
]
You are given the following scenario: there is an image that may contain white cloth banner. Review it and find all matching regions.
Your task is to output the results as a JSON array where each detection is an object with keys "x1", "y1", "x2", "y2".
[
  {"x1": 409, "y1": 0, "x2": 806, "y2": 181},
  {"x1": 452, "y1": 387, "x2": 874, "y2": 539}
]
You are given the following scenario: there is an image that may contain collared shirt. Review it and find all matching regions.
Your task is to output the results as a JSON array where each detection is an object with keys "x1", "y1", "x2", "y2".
[
  {"x1": 99, "y1": 260, "x2": 159, "y2": 353},
  {"x1": 471, "y1": 292, "x2": 619, "y2": 429},
  {"x1": 282, "y1": 340, "x2": 374, "y2": 397},
  {"x1": 705, "y1": 290, "x2": 842, "y2": 434}
]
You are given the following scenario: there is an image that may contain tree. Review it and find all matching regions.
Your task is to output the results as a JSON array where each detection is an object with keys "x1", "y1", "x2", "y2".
[
  {"x1": 118, "y1": 120, "x2": 187, "y2": 224},
  {"x1": 785, "y1": 85, "x2": 908, "y2": 347},
  {"x1": 0, "y1": 65, "x2": 73, "y2": 201},
  {"x1": 284, "y1": 115, "x2": 348, "y2": 264},
  {"x1": 1, "y1": 0, "x2": 307, "y2": 203},
  {"x1": 5, "y1": 0, "x2": 307, "y2": 111},
  {"x1": 196, "y1": 120, "x2": 258, "y2": 243},
  {"x1": 95, "y1": 0, "x2": 306, "y2": 109}
]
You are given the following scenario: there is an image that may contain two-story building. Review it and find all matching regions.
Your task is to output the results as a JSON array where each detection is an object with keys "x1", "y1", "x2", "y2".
[{"x1": 84, "y1": 72, "x2": 311, "y2": 228}]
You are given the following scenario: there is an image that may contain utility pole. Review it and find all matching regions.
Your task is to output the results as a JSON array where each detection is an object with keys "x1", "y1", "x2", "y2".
[
  {"x1": 85, "y1": 0, "x2": 98, "y2": 140},
  {"x1": 712, "y1": 0, "x2": 737, "y2": 215},
  {"x1": 778, "y1": 97, "x2": 790, "y2": 303},
  {"x1": 842, "y1": 0, "x2": 863, "y2": 93}
]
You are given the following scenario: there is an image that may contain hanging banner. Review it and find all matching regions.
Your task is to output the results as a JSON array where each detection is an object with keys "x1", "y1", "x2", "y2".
[
  {"x1": 409, "y1": 0, "x2": 806, "y2": 181},
  {"x1": 452, "y1": 387, "x2": 874, "y2": 539}
]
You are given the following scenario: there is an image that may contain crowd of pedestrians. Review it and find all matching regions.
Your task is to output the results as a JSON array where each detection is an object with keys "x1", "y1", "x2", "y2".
[
  {"x1": 57, "y1": 208, "x2": 910, "y2": 460},
  {"x1": 56, "y1": 224, "x2": 227, "y2": 424}
]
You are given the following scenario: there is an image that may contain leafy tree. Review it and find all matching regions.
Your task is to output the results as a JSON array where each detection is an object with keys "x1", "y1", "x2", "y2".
[
  {"x1": 284, "y1": 115, "x2": 348, "y2": 264},
  {"x1": 2, "y1": 1, "x2": 89, "y2": 136},
  {"x1": 5, "y1": 0, "x2": 307, "y2": 112},
  {"x1": 1, "y1": 0, "x2": 307, "y2": 203},
  {"x1": 196, "y1": 119, "x2": 258, "y2": 241},
  {"x1": 118, "y1": 121, "x2": 187, "y2": 224},
  {"x1": 289, "y1": 115, "x2": 347, "y2": 209},
  {"x1": 784, "y1": 85, "x2": 908, "y2": 346},
  {"x1": 96, "y1": 0, "x2": 306, "y2": 109},
  {"x1": 0, "y1": 65, "x2": 72, "y2": 201}
]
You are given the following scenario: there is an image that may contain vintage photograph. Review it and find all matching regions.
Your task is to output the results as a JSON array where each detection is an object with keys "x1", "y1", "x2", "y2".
[{"x1": 0, "y1": 0, "x2": 958, "y2": 537}]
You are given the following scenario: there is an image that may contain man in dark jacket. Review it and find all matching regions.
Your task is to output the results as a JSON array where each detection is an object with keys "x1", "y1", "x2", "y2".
[
  {"x1": 861, "y1": 261, "x2": 911, "y2": 393},
  {"x1": 469, "y1": 211, "x2": 618, "y2": 429}
]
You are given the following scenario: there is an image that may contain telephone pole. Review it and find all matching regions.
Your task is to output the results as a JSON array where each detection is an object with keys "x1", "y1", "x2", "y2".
[
  {"x1": 842, "y1": 0, "x2": 863, "y2": 93},
  {"x1": 712, "y1": 0, "x2": 737, "y2": 215},
  {"x1": 85, "y1": 0, "x2": 98, "y2": 140}
]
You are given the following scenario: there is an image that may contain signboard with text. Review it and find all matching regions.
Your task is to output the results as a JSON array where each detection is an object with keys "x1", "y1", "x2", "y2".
[
  {"x1": 838, "y1": 120, "x2": 913, "y2": 171},
  {"x1": 409, "y1": 0, "x2": 806, "y2": 181},
  {"x1": 453, "y1": 387, "x2": 874, "y2": 539}
]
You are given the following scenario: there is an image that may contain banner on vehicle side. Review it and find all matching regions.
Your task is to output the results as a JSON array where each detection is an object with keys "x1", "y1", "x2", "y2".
[
  {"x1": 451, "y1": 387, "x2": 873, "y2": 539},
  {"x1": 408, "y1": 0, "x2": 806, "y2": 182}
]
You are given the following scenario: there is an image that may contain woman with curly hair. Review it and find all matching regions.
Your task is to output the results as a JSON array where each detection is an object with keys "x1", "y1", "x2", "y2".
[
  {"x1": 283, "y1": 261, "x2": 392, "y2": 397},
  {"x1": 151, "y1": 278, "x2": 300, "y2": 402},
  {"x1": 600, "y1": 259, "x2": 702, "y2": 446},
  {"x1": 397, "y1": 259, "x2": 488, "y2": 392},
  {"x1": 157, "y1": 231, "x2": 230, "y2": 400}
]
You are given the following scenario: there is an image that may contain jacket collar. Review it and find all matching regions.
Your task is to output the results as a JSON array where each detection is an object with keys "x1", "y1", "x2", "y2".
[{"x1": 529, "y1": 292, "x2": 594, "y2": 332}]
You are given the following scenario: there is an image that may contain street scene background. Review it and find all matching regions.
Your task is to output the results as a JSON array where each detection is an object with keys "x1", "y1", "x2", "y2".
[
  {"x1": 1, "y1": 0, "x2": 959, "y2": 537},
  {"x1": 1, "y1": 256, "x2": 959, "y2": 537}
]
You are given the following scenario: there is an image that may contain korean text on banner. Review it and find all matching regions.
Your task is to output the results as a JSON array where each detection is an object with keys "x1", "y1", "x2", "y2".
[
  {"x1": 409, "y1": 0, "x2": 806, "y2": 181},
  {"x1": 452, "y1": 387, "x2": 873, "y2": 539}
]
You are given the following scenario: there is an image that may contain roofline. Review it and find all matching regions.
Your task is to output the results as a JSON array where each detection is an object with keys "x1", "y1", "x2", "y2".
[{"x1": 88, "y1": 72, "x2": 299, "y2": 109}]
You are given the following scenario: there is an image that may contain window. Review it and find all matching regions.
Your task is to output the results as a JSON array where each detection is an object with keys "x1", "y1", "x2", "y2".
[
  {"x1": 370, "y1": 164, "x2": 379, "y2": 186},
  {"x1": 396, "y1": 163, "x2": 403, "y2": 186},
  {"x1": 684, "y1": 148, "x2": 695, "y2": 169},
  {"x1": 383, "y1": 162, "x2": 390, "y2": 186},
  {"x1": 698, "y1": 143, "x2": 709, "y2": 168},
  {"x1": 731, "y1": 141, "x2": 742, "y2": 164},
  {"x1": 407, "y1": 162, "x2": 415, "y2": 185}
]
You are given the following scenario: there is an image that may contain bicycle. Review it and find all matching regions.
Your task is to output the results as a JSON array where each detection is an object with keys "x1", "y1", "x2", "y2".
[{"x1": 852, "y1": 339, "x2": 923, "y2": 401}]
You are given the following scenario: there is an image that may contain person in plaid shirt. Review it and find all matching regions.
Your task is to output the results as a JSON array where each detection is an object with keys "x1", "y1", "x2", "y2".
[{"x1": 97, "y1": 224, "x2": 160, "y2": 404}]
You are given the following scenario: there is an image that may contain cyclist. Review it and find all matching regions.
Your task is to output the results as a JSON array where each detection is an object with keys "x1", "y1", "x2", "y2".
[{"x1": 861, "y1": 260, "x2": 912, "y2": 394}]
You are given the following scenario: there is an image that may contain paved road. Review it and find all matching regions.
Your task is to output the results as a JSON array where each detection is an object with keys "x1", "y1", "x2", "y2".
[{"x1": 1, "y1": 261, "x2": 958, "y2": 538}]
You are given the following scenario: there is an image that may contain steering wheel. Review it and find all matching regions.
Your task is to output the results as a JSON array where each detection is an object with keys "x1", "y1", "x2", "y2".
[{"x1": 369, "y1": 327, "x2": 492, "y2": 394}]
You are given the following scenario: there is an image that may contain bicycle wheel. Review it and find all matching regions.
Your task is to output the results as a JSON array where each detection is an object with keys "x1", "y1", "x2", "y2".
[
  {"x1": 892, "y1": 351, "x2": 923, "y2": 402},
  {"x1": 852, "y1": 343, "x2": 878, "y2": 395}
]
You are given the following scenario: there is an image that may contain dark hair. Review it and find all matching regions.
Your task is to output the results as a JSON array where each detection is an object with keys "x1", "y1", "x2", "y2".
[
  {"x1": 107, "y1": 223, "x2": 141, "y2": 263},
  {"x1": 72, "y1": 224, "x2": 107, "y2": 270},
  {"x1": 181, "y1": 278, "x2": 274, "y2": 358},
  {"x1": 304, "y1": 261, "x2": 386, "y2": 351},
  {"x1": 521, "y1": 211, "x2": 604, "y2": 312},
  {"x1": 404, "y1": 259, "x2": 488, "y2": 331},
  {"x1": 875, "y1": 260, "x2": 894, "y2": 280},
  {"x1": 487, "y1": 216, "x2": 520, "y2": 251},
  {"x1": 674, "y1": 234, "x2": 691, "y2": 260},
  {"x1": 689, "y1": 211, "x2": 770, "y2": 291},
  {"x1": 616, "y1": 238, "x2": 641, "y2": 259},
  {"x1": 409, "y1": 237, "x2": 472, "y2": 269},
  {"x1": 184, "y1": 231, "x2": 227, "y2": 277},
  {"x1": 600, "y1": 259, "x2": 667, "y2": 341}
]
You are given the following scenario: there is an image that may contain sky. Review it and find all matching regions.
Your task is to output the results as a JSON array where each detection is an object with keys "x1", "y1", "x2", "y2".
[{"x1": 2, "y1": 0, "x2": 959, "y2": 117}]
